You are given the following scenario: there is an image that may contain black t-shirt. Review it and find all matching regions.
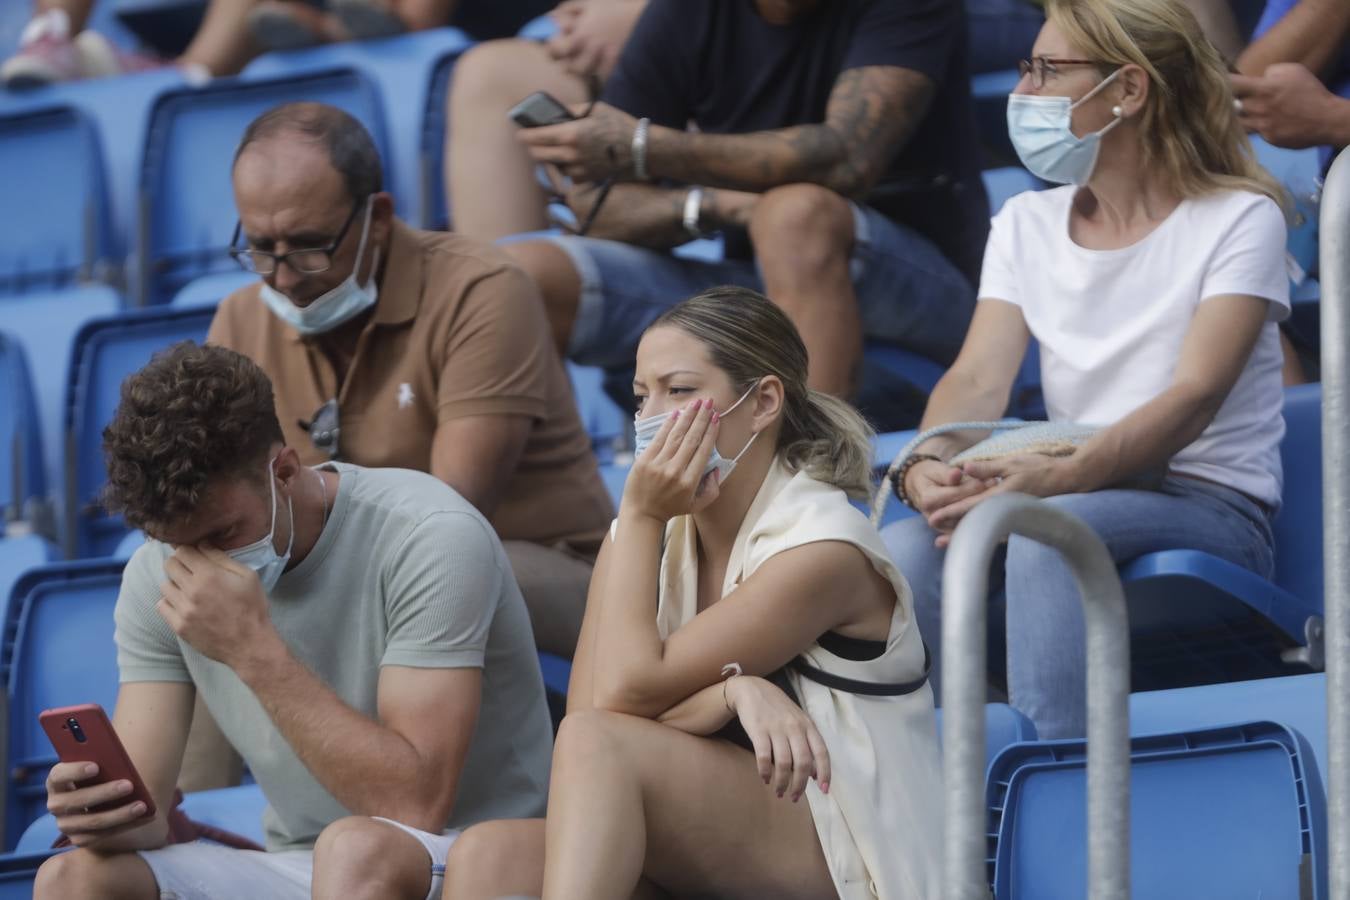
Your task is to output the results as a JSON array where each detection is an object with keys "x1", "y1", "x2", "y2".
[{"x1": 603, "y1": 0, "x2": 990, "y2": 281}]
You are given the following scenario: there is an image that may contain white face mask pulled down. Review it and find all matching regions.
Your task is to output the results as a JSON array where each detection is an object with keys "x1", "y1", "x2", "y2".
[
  {"x1": 633, "y1": 381, "x2": 762, "y2": 489},
  {"x1": 225, "y1": 456, "x2": 294, "y2": 593},
  {"x1": 258, "y1": 198, "x2": 381, "y2": 335}
]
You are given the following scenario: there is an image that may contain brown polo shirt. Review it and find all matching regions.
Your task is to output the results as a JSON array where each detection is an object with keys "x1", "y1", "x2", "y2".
[{"x1": 208, "y1": 219, "x2": 613, "y2": 555}]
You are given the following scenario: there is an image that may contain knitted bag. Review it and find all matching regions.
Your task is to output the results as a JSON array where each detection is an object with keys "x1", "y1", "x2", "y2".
[{"x1": 871, "y1": 420, "x2": 1099, "y2": 526}]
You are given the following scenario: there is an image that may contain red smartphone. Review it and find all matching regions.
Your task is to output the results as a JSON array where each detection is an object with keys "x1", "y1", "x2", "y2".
[{"x1": 39, "y1": 703, "x2": 156, "y2": 818}]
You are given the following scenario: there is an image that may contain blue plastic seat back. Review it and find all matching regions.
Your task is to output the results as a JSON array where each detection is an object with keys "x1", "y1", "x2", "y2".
[
  {"x1": 0, "y1": 286, "x2": 125, "y2": 512},
  {"x1": 0, "y1": 332, "x2": 47, "y2": 522},
  {"x1": 0, "y1": 106, "x2": 113, "y2": 294},
  {"x1": 64, "y1": 306, "x2": 215, "y2": 558},
  {"x1": 0, "y1": 536, "x2": 60, "y2": 654},
  {"x1": 0, "y1": 850, "x2": 57, "y2": 898},
  {"x1": 980, "y1": 167, "x2": 1041, "y2": 216},
  {"x1": 4, "y1": 560, "x2": 125, "y2": 849},
  {"x1": 567, "y1": 362, "x2": 629, "y2": 462},
  {"x1": 1271, "y1": 383, "x2": 1321, "y2": 604},
  {"x1": 986, "y1": 721, "x2": 1327, "y2": 900},
  {"x1": 139, "y1": 69, "x2": 390, "y2": 305},
  {"x1": 934, "y1": 703, "x2": 1037, "y2": 770}
]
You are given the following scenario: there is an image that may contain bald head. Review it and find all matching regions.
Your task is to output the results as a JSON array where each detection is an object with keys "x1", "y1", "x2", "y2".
[{"x1": 233, "y1": 102, "x2": 383, "y2": 203}]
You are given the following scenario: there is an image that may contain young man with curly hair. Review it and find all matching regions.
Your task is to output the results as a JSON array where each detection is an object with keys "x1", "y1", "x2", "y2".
[{"x1": 32, "y1": 342, "x2": 552, "y2": 900}]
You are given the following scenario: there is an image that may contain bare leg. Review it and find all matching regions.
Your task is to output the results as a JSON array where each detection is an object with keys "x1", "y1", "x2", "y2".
[
  {"x1": 447, "y1": 39, "x2": 590, "y2": 241},
  {"x1": 33, "y1": 847, "x2": 159, "y2": 900},
  {"x1": 540, "y1": 710, "x2": 836, "y2": 900},
  {"x1": 441, "y1": 819, "x2": 546, "y2": 900},
  {"x1": 312, "y1": 817, "x2": 435, "y2": 900},
  {"x1": 34, "y1": 0, "x2": 96, "y2": 32},
  {"x1": 502, "y1": 240, "x2": 582, "y2": 356},
  {"x1": 504, "y1": 540, "x2": 592, "y2": 659},
  {"x1": 391, "y1": 0, "x2": 457, "y2": 31},
  {"x1": 749, "y1": 184, "x2": 861, "y2": 398},
  {"x1": 178, "y1": 0, "x2": 262, "y2": 77}
]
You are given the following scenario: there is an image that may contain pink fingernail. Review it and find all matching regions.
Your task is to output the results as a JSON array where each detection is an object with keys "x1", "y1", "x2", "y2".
[
  {"x1": 83, "y1": 764, "x2": 98, "y2": 777},
  {"x1": 712, "y1": 412, "x2": 720, "y2": 423},
  {"x1": 671, "y1": 409, "x2": 680, "y2": 420}
]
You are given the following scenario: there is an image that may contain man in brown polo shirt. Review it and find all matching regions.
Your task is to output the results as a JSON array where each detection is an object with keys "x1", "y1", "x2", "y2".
[{"x1": 209, "y1": 101, "x2": 612, "y2": 660}]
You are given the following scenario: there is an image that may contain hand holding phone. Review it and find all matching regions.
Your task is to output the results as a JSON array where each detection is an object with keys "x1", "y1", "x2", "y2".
[
  {"x1": 509, "y1": 91, "x2": 577, "y2": 128},
  {"x1": 40, "y1": 704, "x2": 157, "y2": 846}
]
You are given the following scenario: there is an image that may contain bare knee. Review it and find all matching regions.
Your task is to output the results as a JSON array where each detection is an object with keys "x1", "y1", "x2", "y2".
[
  {"x1": 450, "y1": 39, "x2": 558, "y2": 110},
  {"x1": 749, "y1": 183, "x2": 854, "y2": 271},
  {"x1": 313, "y1": 817, "x2": 427, "y2": 900},
  {"x1": 502, "y1": 240, "x2": 580, "y2": 352},
  {"x1": 553, "y1": 708, "x2": 639, "y2": 766},
  {"x1": 34, "y1": 848, "x2": 151, "y2": 900}
]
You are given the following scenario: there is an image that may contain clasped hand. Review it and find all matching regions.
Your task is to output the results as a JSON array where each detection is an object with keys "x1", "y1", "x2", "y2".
[
  {"x1": 907, "y1": 454, "x2": 1079, "y2": 547},
  {"x1": 159, "y1": 545, "x2": 276, "y2": 667},
  {"x1": 621, "y1": 398, "x2": 722, "y2": 522}
]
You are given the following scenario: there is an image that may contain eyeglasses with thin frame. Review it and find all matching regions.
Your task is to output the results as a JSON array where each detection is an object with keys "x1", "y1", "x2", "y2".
[
  {"x1": 1017, "y1": 56, "x2": 1103, "y2": 90},
  {"x1": 229, "y1": 198, "x2": 368, "y2": 276}
]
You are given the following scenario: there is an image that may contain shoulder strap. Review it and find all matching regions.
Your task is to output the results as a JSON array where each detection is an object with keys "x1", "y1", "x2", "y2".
[{"x1": 789, "y1": 642, "x2": 932, "y2": 697}]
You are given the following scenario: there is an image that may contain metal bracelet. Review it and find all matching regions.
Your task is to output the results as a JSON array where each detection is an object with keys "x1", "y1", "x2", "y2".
[
  {"x1": 683, "y1": 186, "x2": 705, "y2": 238},
  {"x1": 631, "y1": 117, "x2": 651, "y2": 181}
]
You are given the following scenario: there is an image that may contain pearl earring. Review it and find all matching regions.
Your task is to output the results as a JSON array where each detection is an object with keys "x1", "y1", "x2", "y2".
[{"x1": 1111, "y1": 105, "x2": 1124, "y2": 117}]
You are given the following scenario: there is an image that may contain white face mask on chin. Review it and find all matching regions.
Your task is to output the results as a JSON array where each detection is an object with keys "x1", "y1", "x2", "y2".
[{"x1": 258, "y1": 198, "x2": 381, "y2": 336}]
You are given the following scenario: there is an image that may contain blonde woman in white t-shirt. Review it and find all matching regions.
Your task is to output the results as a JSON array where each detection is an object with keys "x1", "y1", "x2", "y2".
[
  {"x1": 883, "y1": 0, "x2": 1291, "y2": 740},
  {"x1": 440, "y1": 287, "x2": 941, "y2": 899}
]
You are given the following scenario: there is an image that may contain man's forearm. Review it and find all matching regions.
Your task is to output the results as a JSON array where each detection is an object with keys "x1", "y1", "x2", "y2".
[
  {"x1": 1237, "y1": 0, "x2": 1350, "y2": 77},
  {"x1": 645, "y1": 124, "x2": 856, "y2": 195},
  {"x1": 234, "y1": 638, "x2": 449, "y2": 831},
  {"x1": 573, "y1": 183, "x2": 758, "y2": 247}
]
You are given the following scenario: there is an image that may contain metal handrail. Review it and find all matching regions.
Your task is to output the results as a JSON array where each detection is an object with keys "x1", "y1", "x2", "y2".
[
  {"x1": 941, "y1": 493, "x2": 1131, "y2": 899},
  {"x1": 1320, "y1": 145, "x2": 1350, "y2": 899}
]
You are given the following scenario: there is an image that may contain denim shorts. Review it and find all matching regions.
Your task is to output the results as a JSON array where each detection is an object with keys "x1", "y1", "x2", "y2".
[{"x1": 547, "y1": 202, "x2": 976, "y2": 370}]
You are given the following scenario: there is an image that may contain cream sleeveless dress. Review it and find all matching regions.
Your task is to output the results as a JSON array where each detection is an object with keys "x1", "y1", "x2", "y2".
[{"x1": 648, "y1": 459, "x2": 944, "y2": 899}]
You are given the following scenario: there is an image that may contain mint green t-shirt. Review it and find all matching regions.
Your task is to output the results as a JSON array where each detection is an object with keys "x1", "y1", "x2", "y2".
[{"x1": 114, "y1": 463, "x2": 552, "y2": 851}]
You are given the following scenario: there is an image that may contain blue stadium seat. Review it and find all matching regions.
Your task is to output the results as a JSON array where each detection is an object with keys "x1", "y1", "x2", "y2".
[
  {"x1": 170, "y1": 270, "x2": 254, "y2": 307},
  {"x1": 246, "y1": 28, "x2": 474, "y2": 230},
  {"x1": 0, "y1": 849, "x2": 58, "y2": 898},
  {"x1": 597, "y1": 461, "x2": 630, "y2": 509},
  {"x1": 0, "y1": 333, "x2": 48, "y2": 530},
  {"x1": 567, "y1": 362, "x2": 629, "y2": 462},
  {"x1": 1121, "y1": 384, "x2": 1324, "y2": 686},
  {"x1": 63, "y1": 305, "x2": 216, "y2": 558},
  {"x1": 3, "y1": 558, "x2": 125, "y2": 849},
  {"x1": 138, "y1": 69, "x2": 391, "y2": 305},
  {"x1": 0, "y1": 69, "x2": 188, "y2": 296},
  {"x1": 0, "y1": 105, "x2": 115, "y2": 295},
  {"x1": 0, "y1": 537, "x2": 58, "y2": 642},
  {"x1": 985, "y1": 721, "x2": 1327, "y2": 899},
  {"x1": 1, "y1": 286, "x2": 124, "y2": 513},
  {"x1": 981, "y1": 166, "x2": 1040, "y2": 215}
]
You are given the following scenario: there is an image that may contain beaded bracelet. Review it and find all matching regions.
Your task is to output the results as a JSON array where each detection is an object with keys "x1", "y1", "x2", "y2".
[{"x1": 893, "y1": 453, "x2": 943, "y2": 510}]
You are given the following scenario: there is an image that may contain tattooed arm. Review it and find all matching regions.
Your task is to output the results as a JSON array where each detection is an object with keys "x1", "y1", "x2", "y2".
[
  {"x1": 562, "y1": 183, "x2": 759, "y2": 249},
  {"x1": 519, "y1": 66, "x2": 935, "y2": 197}
]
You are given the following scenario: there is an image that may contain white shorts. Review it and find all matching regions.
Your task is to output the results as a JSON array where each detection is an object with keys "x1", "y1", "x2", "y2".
[{"x1": 137, "y1": 817, "x2": 459, "y2": 900}]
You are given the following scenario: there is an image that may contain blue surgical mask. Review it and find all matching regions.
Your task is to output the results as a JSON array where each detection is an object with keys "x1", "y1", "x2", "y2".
[
  {"x1": 634, "y1": 382, "x2": 761, "y2": 487},
  {"x1": 227, "y1": 457, "x2": 293, "y2": 593},
  {"x1": 1007, "y1": 69, "x2": 1123, "y2": 186},
  {"x1": 258, "y1": 199, "x2": 381, "y2": 335}
]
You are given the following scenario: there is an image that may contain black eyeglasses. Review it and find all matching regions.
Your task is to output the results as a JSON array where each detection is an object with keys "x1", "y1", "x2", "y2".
[
  {"x1": 229, "y1": 199, "x2": 368, "y2": 276},
  {"x1": 299, "y1": 399, "x2": 340, "y2": 459},
  {"x1": 1017, "y1": 56, "x2": 1103, "y2": 90}
]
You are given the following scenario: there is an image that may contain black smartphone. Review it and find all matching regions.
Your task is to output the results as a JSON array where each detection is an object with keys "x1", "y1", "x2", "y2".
[{"x1": 509, "y1": 91, "x2": 576, "y2": 128}]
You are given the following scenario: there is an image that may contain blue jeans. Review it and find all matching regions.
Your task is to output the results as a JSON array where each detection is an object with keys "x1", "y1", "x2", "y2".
[
  {"x1": 881, "y1": 477, "x2": 1275, "y2": 739},
  {"x1": 548, "y1": 203, "x2": 975, "y2": 370}
]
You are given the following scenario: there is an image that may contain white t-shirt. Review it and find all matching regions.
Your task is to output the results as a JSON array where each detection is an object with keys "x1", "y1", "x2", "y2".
[{"x1": 978, "y1": 185, "x2": 1290, "y2": 506}]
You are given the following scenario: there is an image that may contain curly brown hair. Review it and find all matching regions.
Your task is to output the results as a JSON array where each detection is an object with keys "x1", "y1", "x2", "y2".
[{"x1": 102, "y1": 341, "x2": 284, "y2": 531}]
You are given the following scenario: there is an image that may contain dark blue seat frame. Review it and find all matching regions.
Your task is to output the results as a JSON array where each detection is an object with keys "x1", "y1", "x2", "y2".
[
  {"x1": 0, "y1": 333, "x2": 48, "y2": 530},
  {"x1": 2, "y1": 558, "x2": 126, "y2": 850}
]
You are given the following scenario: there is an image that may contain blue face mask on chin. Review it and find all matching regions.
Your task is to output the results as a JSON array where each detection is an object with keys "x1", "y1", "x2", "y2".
[
  {"x1": 226, "y1": 456, "x2": 294, "y2": 593},
  {"x1": 258, "y1": 198, "x2": 380, "y2": 336},
  {"x1": 1006, "y1": 68, "x2": 1124, "y2": 186},
  {"x1": 633, "y1": 381, "x2": 762, "y2": 488}
]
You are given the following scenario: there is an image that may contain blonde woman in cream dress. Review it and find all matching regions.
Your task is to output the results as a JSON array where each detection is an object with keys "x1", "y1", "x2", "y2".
[{"x1": 441, "y1": 286, "x2": 941, "y2": 900}]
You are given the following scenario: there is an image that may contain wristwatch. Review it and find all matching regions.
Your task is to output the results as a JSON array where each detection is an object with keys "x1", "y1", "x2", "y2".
[{"x1": 683, "y1": 186, "x2": 705, "y2": 239}]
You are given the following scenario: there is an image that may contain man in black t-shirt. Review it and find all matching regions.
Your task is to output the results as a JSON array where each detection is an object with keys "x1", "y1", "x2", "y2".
[{"x1": 509, "y1": 0, "x2": 989, "y2": 397}]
